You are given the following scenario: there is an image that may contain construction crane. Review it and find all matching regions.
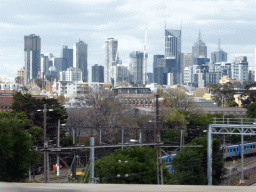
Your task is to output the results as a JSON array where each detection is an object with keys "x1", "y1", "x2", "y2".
[{"x1": 143, "y1": 28, "x2": 148, "y2": 85}]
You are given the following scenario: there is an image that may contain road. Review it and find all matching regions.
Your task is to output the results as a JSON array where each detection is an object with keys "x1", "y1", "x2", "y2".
[{"x1": 1, "y1": 183, "x2": 256, "y2": 192}]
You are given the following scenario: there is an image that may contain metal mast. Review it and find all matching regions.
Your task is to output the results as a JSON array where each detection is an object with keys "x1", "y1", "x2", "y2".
[{"x1": 143, "y1": 28, "x2": 148, "y2": 85}]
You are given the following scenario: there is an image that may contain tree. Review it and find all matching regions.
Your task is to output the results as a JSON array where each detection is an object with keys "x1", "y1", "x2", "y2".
[
  {"x1": 161, "y1": 88, "x2": 194, "y2": 111},
  {"x1": 12, "y1": 92, "x2": 68, "y2": 141},
  {"x1": 162, "y1": 108, "x2": 189, "y2": 129},
  {"x1": 246, "y1": 102, "x2": 256, "y2": 118},
  {"x1": 0, "y1": 116, "x2": 33, "y2": 182},
  {"x1": 35, "y1": 78, "x2": 44, "y2": 89},
  {"x1": 20, "y1": 86, "x2": 29, "y2": 94},
  {"x1": 226, "y1": 101, "x2": 238, "y2": 107},
  {"x1": 172, "y1": 137, "x2": 225, "y2": 185},
  {"x1": 193, "y1": 87, "x2": 208, "y2": 97},
  {"x1": 89, "y1": 147, "x2": 171, "y2": 184},
  {"x1": 15, "y1": 76, "x2": 23, "y2": 84},
  {"x1": 57, "y1": 95, "x2": 66, "y2": 106},
  {"x1": 240, "y1": 82, "x2": 256, "y2": 107},
  {"x1": 210, "y1": 82, "x2": 234, "y2": 107}
]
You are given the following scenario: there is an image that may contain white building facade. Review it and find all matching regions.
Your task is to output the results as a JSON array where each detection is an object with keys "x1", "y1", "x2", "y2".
[
  {"x1": 104, "y1": 38, "x2": 118, "y2": 84},
  {"x1": 59, "y1": 67, "x2": 82, "y2": 82}
]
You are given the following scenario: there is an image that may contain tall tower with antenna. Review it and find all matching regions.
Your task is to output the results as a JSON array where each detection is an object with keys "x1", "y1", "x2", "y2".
[
  {"x1": 192, "y1": 30, "x2": 207, "y2": 61},
  {"x1": 211, "y1": 39, "x2": 227, "y2": 63},
  {"x1": 164, "y1": 23, "x2": 182, "y2": 85}
]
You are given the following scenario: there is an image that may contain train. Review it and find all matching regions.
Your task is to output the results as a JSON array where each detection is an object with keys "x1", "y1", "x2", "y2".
[
  {"x1": 221, "y1": 142, "x2": 256, "y2": 158},
  {"x1": 162, "y1": 142, "x2": 256, "y2": 173}
]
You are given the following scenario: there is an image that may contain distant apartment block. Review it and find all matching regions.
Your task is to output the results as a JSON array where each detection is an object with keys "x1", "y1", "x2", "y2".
[
  {"x1": 59, "y1": 67, "x2": 82, "y2": 82},
  {"x1": 17, "y1": 67, "x2": 25, "y2": 84}
]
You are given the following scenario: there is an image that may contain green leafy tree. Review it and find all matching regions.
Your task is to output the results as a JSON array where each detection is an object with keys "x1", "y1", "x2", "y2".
[
  {"x1": 162, "y1": 89, "x2": 194, "y2": 111},
  {"x1": 172, "y1": 137, "x2": 225, "y2": 185},
  {"x1": 0, "y1": 116, "x2": 33, "y2": 182},
  {"x1": 226, "y1": 101, "x2": 238, "y2": 107},
  {"x1": 162, "y1": 108, "x2": 188, "y2": 129},
  {"x1": 240, "y1": 82, "x2": 256, "y2": 107},
  {"x1": 87, "y1": 147, "x2": 171, "y2": 184},
  {"x1": 210, "y1": 82, "x2": 234, "y2": 107},
  {"x1": 246, "y1": 102, "x2": 256, "y2": 118},
  {"x1": 12, "y1": 92, "x2": 68, "y2": 141},
  {"x1": 35, "y1": 78, "x2": 44, "y2": 89}
]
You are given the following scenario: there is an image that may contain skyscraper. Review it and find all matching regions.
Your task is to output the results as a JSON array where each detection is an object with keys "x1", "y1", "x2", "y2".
[
  {"x1": 92, "y1": 64, "x2": 104, "y2": 83},
  {"x1": 104, "y1": 38, "x2": 118, "y2": 84},
  {"x1": 40, "y1": 54, "x2": 49, "y2": 78},
  {"x1": 165, "y1": 29, "x2": 182, "y2": 84},
  {"x1": 62, "y1": 46, "x2": 73, "y2": 69},
  {"x1": 129, "y1": 51, "x2": 148, "y2": 85},
  {"x1": 73, "y1": 40, "x2": 88, "y2": 82},
  {"x1": 24, "y1": 34, "x2": 41, "y2": 84},
  {"x1": 192, "y1": 31, "x2": 207, "y2": 61},
  {"x1": 211, "y1": 40, "x2": 227, "y2": 63}
]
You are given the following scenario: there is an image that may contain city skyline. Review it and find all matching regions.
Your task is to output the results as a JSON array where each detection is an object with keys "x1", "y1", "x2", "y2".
[{"x1": 1, "y1": 0, "x2": 256, "y2": 80}]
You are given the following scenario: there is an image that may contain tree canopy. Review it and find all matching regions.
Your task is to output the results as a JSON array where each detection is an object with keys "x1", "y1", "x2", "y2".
[
  {"x1": 172, "y1": 137, "x2": 225, "y2": 185},
  {"x1": 12, "y1": 92, "x2": 68, "y2": 141},
  {"x1": 210, "y1": 82, "x2": 234, "y2": 106},
  {"x1": 0, "y1": 116, "x2": 33, "y2": 182},
  {"x1": 91, "y1": 147, "x2": 171, "y2": 184}
]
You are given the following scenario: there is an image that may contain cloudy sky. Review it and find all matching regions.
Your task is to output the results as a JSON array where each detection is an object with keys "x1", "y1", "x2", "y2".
[{"x1": 1, "y1": 0, "x2": 256, "y2": 80}]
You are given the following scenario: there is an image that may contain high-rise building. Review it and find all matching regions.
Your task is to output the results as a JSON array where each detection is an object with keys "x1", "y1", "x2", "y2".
[
  {"x1": 112, "y1": 65, "x2": 130, "y2": 86},
  {"x1": 24, "y1": 34, "x2": 41, "y2": 84},
  {"x1": 231, "y1": 56, "x2": 249, "y2": 84},
  {"x1": 165, "y1": 29, "x2": 181, "y2": 59},
  {"x1": 104, "y1": 38, "x2": 118, "y2": 84},
  {"x1": 165, "y1": 29, "x2": 182, "y2": 84},
  {"x1": 62, "y1": 46, "x2": 73, "y2": 69},
  {"x1": 147, "y1": 73, "x2": 154, "y2": 84},
  {"x1": 129, "y1": 51, "x2": 148, "y2": 85},
  {"x1": 92, "y1": 64, "x2": 104, "y2": 83},
  {"x1": 211, "y1": 40, "x2": 227, "y2": 63},
  {"x1": 192, "y1": 31, "x2": 207, "y2": 61},
  {"x1": 73, "y1": 40, "x2": 88, "y2": 82},
  {"x1": 53, "y1": 57, "x2": 67, "y2": 73},
  {"x1": 184, "y1": 53, "x2": 193, "y2": 67},
  {"x1": 40, "y1": 54, "x2": 49, "y2": 78}
]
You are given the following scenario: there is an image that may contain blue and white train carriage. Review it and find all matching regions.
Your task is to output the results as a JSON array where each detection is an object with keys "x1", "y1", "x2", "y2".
[{"x1": 221, "y1": 142, "x2": 256, "y2": 158}]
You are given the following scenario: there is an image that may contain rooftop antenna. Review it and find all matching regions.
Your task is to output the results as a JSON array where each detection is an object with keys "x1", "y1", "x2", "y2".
[
  {"x1": 180, "y1": 20, "x2": 182, "y2": 31},
  {"x1": 218, "y1": 39, "x2": 221, "y2": 51},
  {"x1": 198, "y1": 30, "x2": 201, "y2": 42}
]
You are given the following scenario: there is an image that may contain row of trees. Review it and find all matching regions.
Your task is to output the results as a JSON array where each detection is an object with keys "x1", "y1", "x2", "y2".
[
  {"x1": 81, "y1": 136, "x2": 224, "y2": 185},
  {"x1": 0, "y1": 91, "x2": 69, "y2": 182}
]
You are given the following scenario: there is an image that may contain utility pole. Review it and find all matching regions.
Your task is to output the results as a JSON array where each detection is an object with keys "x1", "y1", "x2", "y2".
[
  {"x1": 57, "y1": 119, "x2": 60, "y2": 176},
  {"x1": 241, "y1": 119, "x2": 244, "y2": 183},
  {"x1": 72, "y1": 151, "x2": 76, "y2": 180},
  {"x1": 155, "y1": 94, "x2": 163, "y2": 185},
  {"x1": 43, "y1": 104, "x2": 50, "y2": 183}
]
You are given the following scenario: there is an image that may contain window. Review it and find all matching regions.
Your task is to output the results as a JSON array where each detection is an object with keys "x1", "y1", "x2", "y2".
[{"x1": 129, "y1": 100, "x2": 132, "y2": 105}]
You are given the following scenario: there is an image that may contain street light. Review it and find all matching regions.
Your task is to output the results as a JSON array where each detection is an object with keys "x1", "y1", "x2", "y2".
[
  {"x1": 37, "y1": 104, "x2": 53, "y2": 183},
  {"x1": 117, "y1": 160, "x2": 129, "y2": 179}
]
